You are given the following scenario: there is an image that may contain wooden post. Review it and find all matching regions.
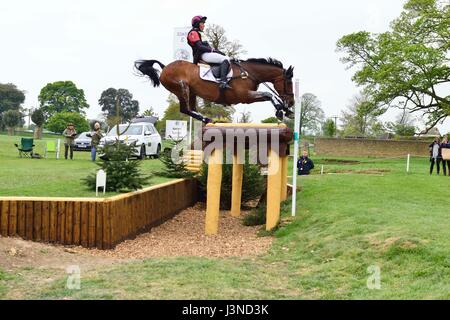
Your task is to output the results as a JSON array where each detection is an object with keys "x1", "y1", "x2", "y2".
[
  {"x1": 230, "y1": 153, "x2": 244, "y2": 217},
  {"x1": 266, "y1": 148, "x2": 282, "y2": 230},
  {"x1": 205, "y1": 148, "x2": 223, "y2": 235},
  {"x1": 280, "y1": 156, "x2": 288, "y2": 201}
]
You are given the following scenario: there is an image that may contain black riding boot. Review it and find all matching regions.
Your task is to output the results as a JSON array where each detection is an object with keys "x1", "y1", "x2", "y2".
[{"x1": 218, "y1": 60, "x2": 232, "y2": 90}]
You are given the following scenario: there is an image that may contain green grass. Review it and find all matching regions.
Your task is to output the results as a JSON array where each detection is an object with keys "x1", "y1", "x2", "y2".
[
  {"x1": 0, "y1": 133, "x2": 172, "y2": 197},
  {"x1": 1, "y1": 154, "x2": 448, "y2": 299}
]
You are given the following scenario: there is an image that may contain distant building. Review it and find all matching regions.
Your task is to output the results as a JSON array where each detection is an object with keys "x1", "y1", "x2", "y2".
[{"x1": 418, "y1": 127, "x2": 440, "y2": 137}]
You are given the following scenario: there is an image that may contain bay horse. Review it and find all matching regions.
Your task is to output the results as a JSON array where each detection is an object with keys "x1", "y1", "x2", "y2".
[{"x1": 135, "y1": 58, "x2": 295, "y2": 123}]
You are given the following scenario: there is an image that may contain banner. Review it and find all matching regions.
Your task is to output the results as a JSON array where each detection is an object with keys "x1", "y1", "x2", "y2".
[
  {"x1": 173, "y1": 27, "x2": 192, "y2": 62},
  {"x1": 166, "y1": 120, "x2": 188, "y2": 140}
]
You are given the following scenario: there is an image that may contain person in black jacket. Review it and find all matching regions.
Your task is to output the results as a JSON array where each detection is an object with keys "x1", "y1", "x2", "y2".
[
  {"x1": 187, "y1": 15, "x2": 231, "y2": 90},
  {"x1": 297, "y1": 150, "x2": 315, "y2": 175},
  {"x1": 429, "y1": 137, "x2": 442, "y2": 175}
]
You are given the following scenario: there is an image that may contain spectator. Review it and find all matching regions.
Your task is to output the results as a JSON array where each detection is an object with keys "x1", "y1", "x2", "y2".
[
  {"x1": 440, "y1": 135, "x2": 450, "y2": 176},
  {"x1": 62, "y1": 123, "x2": 77, "y2": 160},
  {"x1": 90, "y1": 122, "x2": 103, "y2": 161},
  {"x1": 429, "y1": 137, "x2": 442, "y2": 175},
  {"x1": 297, "y1": 150, "x2": 315, "y2": 175}
]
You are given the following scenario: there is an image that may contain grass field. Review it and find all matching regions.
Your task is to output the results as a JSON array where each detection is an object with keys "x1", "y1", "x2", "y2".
[
  {"x1": 1, "y1": 146, "x2": 449, "y2": 299},
  {"x1": 0, "y1": 133, "x2": 172, "y2": 197}
]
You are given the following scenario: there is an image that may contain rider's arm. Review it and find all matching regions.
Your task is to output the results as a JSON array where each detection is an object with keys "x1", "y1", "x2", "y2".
[{"x1": 188, "y1": 31, "x2": 214, "y2": 53}]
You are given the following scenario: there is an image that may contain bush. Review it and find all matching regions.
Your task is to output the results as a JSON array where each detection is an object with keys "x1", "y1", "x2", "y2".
[
  {"x1": 197, "y1": 151, "x2": 266, "y2": 210},
  {"x1": 243, "y1": 206, "x2": 266, "y2": 226},
  {"x1": 45, "y1": 111, "x2": 89, "y2": 134},
  {"x1": 83, "y1": 142, "x2": 151, "y2": 192},
  {"x1": 156, "y1": 139, "x2": 195, "y2": 179},
  {"x1": 2, "y1": 109, "x2": 22, "y2": 135}
]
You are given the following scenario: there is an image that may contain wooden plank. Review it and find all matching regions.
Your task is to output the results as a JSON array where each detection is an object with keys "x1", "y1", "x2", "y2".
[
  {"x1": 0, "y1": 202, "x2": 2, "y2": 233},
  {"x1": 73, "y1": 201, "x2": 81, "y2": 246},
  {"x1": 49, "y1": 202, "x2": 58, "y2": 242},
  {"x1": 65, "y1": 202, "x2": 73, "y2": 245},
  {"x1": 103, "y1": 201, "x2": 112, "y2": 249},
  {"x1": 57, "y1": 201, "x2": 66, "y2": 244},
  {"x1": 34, "y1": 201, "x2": 42, "y2": 242},
  {"x1": 17, "y1": 201, "x2": 26, "y2": 238},
  {"x1": 0, "y1": 201, "x2": 8, "y2": 236},
  {"x1": 96, "y1": 202, "x2": 103, "y2": 249},
  {"x1": 88, "y1": 202, "x2": 96, "y2": 248},
  {"x1": 41, "y1": 201, "x2": 50, "y2": 242},
  {"x1": 25, "y1": 201, "x2": 34, "y2": 240},
  {"x1": 81, "y1": 202, "x2": 89, "y2": 248},
  {"x1": 8, "y1": 201, "x2": 17, "y2": 236}
]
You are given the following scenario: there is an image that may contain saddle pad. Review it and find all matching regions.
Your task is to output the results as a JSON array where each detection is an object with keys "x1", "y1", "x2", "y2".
[{"x1": 199, "y1": 64, "x2": 233, "y2": 83}]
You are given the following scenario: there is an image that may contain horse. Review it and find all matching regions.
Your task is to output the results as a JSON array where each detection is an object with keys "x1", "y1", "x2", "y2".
[{"x1": 134, "y1": 58, "x2": 295, "y2": 124}]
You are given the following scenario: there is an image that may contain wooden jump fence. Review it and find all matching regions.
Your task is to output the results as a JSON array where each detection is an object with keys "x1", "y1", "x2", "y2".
[{"x1": 0, "y1": 179, "x2": 198, "y2": 249}]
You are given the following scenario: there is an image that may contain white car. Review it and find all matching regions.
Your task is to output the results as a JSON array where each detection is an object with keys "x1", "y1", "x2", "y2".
[{"x1": 99, "y1": 122, "x2": 162, "y2": 159}]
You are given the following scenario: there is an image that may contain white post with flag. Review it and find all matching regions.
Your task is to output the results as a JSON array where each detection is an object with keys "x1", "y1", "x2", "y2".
[{"x1": 292, "y1": 79, "x2": 301, "y2": 217}]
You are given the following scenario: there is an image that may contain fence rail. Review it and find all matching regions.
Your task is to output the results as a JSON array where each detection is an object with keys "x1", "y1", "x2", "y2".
[{"x1": 0, "y1": 179, "x2": 198, "y2": 249}]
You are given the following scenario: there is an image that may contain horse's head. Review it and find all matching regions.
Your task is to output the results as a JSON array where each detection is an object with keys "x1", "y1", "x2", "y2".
[{"x1": 273, "y1": 66, "x2": 295, "y2": 109}]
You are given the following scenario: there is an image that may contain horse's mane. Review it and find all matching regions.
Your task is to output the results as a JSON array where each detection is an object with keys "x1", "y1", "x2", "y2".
[{"x1": 244, "y1": 58, "x2": 283, "y2": 69}]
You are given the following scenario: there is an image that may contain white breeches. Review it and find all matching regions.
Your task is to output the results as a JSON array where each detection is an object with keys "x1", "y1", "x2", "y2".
[{"x1": 201, "y1": 52, "x2": 230, "y2": 64}]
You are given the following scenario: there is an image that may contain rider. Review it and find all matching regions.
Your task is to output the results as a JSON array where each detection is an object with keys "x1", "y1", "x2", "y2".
[{"x1": 187, "y1": 15, "x2": 231, "y2": 90}]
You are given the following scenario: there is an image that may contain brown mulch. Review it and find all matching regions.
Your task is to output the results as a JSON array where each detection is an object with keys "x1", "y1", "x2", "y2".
[{"x1": 73, "y1": 202, "x2": 273, "y2": 259}]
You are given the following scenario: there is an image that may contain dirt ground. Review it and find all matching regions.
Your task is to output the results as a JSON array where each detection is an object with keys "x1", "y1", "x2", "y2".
[{"x1": 0, "y1": 203, "x2": 272, "y2": 272}]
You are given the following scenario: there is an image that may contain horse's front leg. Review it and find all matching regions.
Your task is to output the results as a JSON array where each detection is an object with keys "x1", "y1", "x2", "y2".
[
  {"x1": 247, "y1": 91, "x2": 284, "y2": 120},
  {"x1": 178, "y1": 81, "x2": 212, "y2": 124}
]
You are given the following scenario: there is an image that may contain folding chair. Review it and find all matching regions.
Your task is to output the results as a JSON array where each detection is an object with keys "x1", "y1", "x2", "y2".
[
  {"x1": 45, "y1": 139, "x2": 60, "y2": 159},
  {"x1": 14, "y1": 138, "x2": 35, "y2": 158}
]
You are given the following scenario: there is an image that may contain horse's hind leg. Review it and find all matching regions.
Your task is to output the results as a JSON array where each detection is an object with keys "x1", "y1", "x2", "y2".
[{"x1": 178, "y1": 81, "x2": 211, "y2": 123}]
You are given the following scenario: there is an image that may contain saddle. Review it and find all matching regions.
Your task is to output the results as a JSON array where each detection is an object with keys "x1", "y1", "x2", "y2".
[{"x1": 197, "y1": 60, "x2": 233, "y2": 83}]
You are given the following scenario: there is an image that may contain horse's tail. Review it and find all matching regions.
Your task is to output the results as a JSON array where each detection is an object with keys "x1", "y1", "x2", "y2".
[{"x1": 134, "y1": 60, "x2": 166, "y2": 87}]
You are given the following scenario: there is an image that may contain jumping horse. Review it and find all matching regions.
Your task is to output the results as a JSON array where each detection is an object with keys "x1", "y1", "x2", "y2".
[{"x1": 135, "y1": 58, "x2": 295, "y2": 123}]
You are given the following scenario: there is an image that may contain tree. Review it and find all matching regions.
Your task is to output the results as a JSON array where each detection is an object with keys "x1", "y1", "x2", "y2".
[
  {"x1": 300, "y1": 93, "x2": 325, "y2": 135},
  {"x1": 38, "y1": 81, "x2": 89, "y2": 119},
  {"x1": 99, "y1": 88, "x2": 139, "y2": 126},
  {"x1": 31, "y1": 108, "x2": 45, "y2": 139},
  {"x1": 386, "y1": 109, "x2": 417, "y2": 137},
  {"x1": 45, "y1": 112, "x2": 89, "y2": 134},
  {"x1": 198, "y1": 99, "x2": 235, "y2": 123},
  {"x1": 204, "y1": 24, "x2": 247, "y2": 59},
  {"x1": 0, "y1": 83, "x2": 25, "y2": 114},
  {"x1": 2, "y1": 109, "x2": 22, "y2": 135},
  {"x1": 336, "y1": 0, "x2": 450, "y2": 133},
  {"x1": 141, "y1": 107, "x2": 157, "y2": 117},
  {"x1": 322, "y1": 119, "x2": 337, "y2": 137},
  {"x1": 156, "y1": 138, "x2": 195, "y2": 179},
  {"x1": 340, "y1": 92, "x2": 385, "y2": 137},
  {"x1": 238, "y1": 110, "x2": 252, "y2": 123},
  {"x1": 261, "y1": 117, "x2": 279, "y2": 123}
]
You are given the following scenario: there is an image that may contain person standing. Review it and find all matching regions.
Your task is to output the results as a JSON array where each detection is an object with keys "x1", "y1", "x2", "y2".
[
  {"x1": 62, "y1": 123, "x2": 77, "y2": 160},
  {"x1": 440, "y1": 135, "x2": 450, "y2": 176},
  {"x1": 90, "y1": 122, "x2": 103, "y2": 161},
  {"x1": 297, "y1": 150, "x2": 315, "y2": 175},
  {"x1": 429, "y1": 137, "x2": 442, "y2": 175}
]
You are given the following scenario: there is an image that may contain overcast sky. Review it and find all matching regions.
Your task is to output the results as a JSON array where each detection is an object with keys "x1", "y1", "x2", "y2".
[{"x1": 1, "y1": 0, "x2": 448, "y2": 133}]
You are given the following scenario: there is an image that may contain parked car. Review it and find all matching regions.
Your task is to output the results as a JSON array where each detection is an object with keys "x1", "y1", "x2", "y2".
[
  {"x1": 73, "y1": 132, "x2": 92, "y2": 151},
  {"x1": 99, "y1": 122, "x2": 162, "y2": 159}
]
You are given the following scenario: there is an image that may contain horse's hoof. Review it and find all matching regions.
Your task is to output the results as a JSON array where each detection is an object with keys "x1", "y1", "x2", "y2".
[
  {"x1": 275, "y1": 110, "x2": 284, "y2": 121},
  {"x1": 284, "y1": 110, "x2": 294, "y2": 119},
  {"x1": 203, "y1": 117, "x2": 213, "y2": 124}
]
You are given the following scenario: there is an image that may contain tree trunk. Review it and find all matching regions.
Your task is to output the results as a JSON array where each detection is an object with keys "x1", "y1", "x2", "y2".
[
  {"x1": 7, "y1": 127, "x2": 14, "y2": 136},
  {"x1": 34, "y1": 126, "x2": 43, "y2": 140}
]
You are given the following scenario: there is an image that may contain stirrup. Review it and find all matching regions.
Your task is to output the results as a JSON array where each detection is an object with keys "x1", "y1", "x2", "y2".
[{"x1": 219, "y1": 81, "x2": 232, "y2": 89}]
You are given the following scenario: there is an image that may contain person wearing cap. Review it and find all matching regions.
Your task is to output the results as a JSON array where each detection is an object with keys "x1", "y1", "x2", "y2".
[
  {"x1": 62, "y1": 123, "x2": 77, "y2": 160},
  {"x1": 187, "y1": 15, "x2": 231, "y2": 90}
]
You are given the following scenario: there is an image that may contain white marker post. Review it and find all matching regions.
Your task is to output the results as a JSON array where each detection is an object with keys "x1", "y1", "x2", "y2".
[
  {"x1": 406, "y1": 154, "x2": 410, "y2": 173},
  {"x1": 291, "y1": 79, "x2": 301, "y2": 217}
]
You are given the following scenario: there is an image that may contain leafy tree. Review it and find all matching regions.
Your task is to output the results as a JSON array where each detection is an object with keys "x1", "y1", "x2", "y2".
[
  {"x1": 83, "y1": 142, "x2": 150, "y2": 192},
  {"x1": 204, "y1": 24, "x2": 247, "y2": 59},
  {"x1": 38, "y1": 81, "x2": 89, "y2": 119},
  {"x1": 340, "y1": 92, "x2": 385, "y2": 137},
  {"x1": 336, "y1": 0, "x2": 450, "y2": 132},
  {"x1": 31, "y1": 108, "x2": 45, "y2": 139},
  {"x1": 322, "y1": 119, "x2": 337, "y2": 137},
  {"x1": 141, "y1": 107, "x2": 157, "y2": 117},
  {"x1": 98, "y1": 88, "x2": 139, "y2": 126},
  {"x1": 45, "y1": 112, "x2": 89, "y2": 134},
  {"x1": 386, "y1": 109, "x2": 417, "y2": 137},
  {"x1": 261, "y1": 117, "x2": 279, "y2": 123},
  {"x1": 2, "y1": 110, "x2": 22, "y2": 135},
  {"x1": 0, "y1": 83, "x2": 25, "y2": 113},
  {"x1": 300, "y1": 93, "x2": 325, "y2": 135},
  {"x1": 198, "y1": 99, "x2": 235, "y2": 123}
]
